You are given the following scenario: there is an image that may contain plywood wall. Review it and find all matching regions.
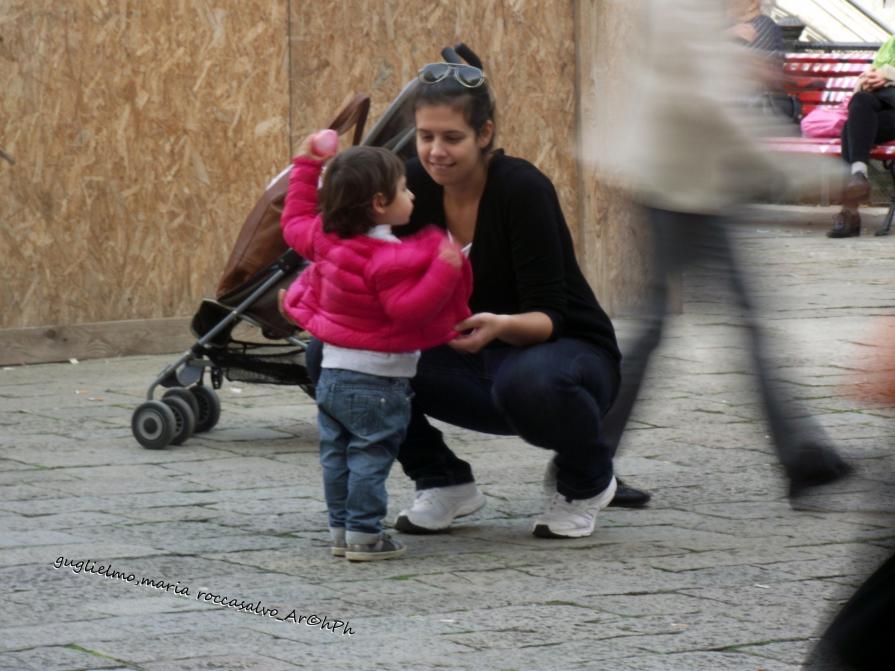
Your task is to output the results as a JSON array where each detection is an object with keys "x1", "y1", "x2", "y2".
[
  {"x1": 289, "y1": 0, "x2": 579, "y2": 245},
  {"x1": 0, "y1": 0, "x2": 290, "y2": 329},
  {"x1": 2, "y1": 0, "x2": 645, "y2": 358}
]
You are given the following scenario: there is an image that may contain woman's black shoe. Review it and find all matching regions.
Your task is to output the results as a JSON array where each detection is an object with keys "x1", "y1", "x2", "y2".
[
  {"x1": 609, "y1": 478, "x2": 652, "y2": 508},
  {"x1": 544, "y1": 460, "x2": 651, "y2": 508},
  {"x1": 827, "y1": 210, "x2": 861, "y2": 238}
]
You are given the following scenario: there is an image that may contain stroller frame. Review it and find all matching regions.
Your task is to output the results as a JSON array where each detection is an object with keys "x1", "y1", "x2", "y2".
[{"x1": 132, "y1": 250, "x2": 310, "y2": 449}]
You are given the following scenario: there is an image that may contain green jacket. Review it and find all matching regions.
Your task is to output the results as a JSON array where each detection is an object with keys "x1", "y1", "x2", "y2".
[{"x1": 873, "y1": 35, "x2": 895, "y2": 69}]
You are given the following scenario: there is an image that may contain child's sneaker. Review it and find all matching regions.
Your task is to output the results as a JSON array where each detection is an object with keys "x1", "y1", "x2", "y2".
[
  {"x1": 345, "y1": 533, "x2": 406, "y2": 562},
  {"x1": 329, "y1": 527, "x2": 346, "y2": 557}
]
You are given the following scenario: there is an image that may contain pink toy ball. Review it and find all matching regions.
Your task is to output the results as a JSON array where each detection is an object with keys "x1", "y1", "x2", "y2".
[{"x1": 311, "y1": 129, "x2": 339, "y2": 157}]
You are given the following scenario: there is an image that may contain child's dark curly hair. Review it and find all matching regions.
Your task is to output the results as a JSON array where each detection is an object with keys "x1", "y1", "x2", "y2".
[{"x1": 319, "y1": 146, "x2": 405, "y2": 238}]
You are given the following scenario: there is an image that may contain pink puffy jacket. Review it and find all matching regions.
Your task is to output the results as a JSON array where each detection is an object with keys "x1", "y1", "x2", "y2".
[{"x1": 280, "y1": 157, "x2": 472, "y2": 353}]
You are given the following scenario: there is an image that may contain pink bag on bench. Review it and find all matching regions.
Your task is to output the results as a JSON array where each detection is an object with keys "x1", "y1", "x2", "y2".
[{"x1": 800, "y1": 101, "x2": 850, "y2": 139}]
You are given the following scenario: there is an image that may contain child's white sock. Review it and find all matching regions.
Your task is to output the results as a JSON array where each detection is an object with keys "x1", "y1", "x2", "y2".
[{"x1": 851, "y1": 162, "x2": 869, "y2": 177}]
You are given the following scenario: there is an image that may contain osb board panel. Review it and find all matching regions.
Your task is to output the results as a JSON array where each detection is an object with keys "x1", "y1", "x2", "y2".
[
  {"x1": 0, "y1": 0, "x2": 290, "y2": 330},
  {"x1": 0, "y1": 318, "x2": 193, "y2": 366},
  {"x1": 575, "y1": 0, "x2": 651, "y2": 315},
  {"x1": 288, "y1": 0, "x2": 579, "y2": 245}
]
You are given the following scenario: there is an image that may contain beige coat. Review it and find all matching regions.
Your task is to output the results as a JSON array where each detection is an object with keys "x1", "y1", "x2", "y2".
[{"x1": 585, "y1": 0, "x2": 845, "y2": 215}]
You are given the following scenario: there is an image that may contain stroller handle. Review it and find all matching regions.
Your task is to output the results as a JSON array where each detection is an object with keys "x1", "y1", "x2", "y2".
[{"x1": 327, "y1": 93, "x2": 371, "y2": 146}]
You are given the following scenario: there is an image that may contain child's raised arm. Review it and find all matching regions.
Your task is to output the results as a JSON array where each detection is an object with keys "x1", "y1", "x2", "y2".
[{"x1": 279, "y1": 130, "x2": 339, "y2": 260}]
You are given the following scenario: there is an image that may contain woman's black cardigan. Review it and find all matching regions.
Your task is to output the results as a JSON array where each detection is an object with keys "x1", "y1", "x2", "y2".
[{"x1": 403, "y1": 150, "x2": 620, "y2": 363}]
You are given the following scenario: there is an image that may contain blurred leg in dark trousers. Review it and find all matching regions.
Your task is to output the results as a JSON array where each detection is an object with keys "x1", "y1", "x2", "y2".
[{"x1": 601, "y1": 206, "x2": 851, "y2": 497}]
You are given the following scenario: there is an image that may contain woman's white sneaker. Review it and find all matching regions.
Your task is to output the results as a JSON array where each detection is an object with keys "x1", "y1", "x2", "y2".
[
  {"x1": 532, "y1": 476, "x2": 617, "y2": 538},
  {"x1": 394, "y1": 483, "x2": 486, "y2": 533}
]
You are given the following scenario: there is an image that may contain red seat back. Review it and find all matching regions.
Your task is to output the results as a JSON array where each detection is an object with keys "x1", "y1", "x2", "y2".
[{"x1": 783, "y1": 52, "x2": 872, "y2": 115}]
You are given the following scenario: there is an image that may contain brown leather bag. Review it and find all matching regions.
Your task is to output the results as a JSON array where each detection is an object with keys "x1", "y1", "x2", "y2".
[{"x1": 215, "y1": 93, "x2": 371, "y2": 298}]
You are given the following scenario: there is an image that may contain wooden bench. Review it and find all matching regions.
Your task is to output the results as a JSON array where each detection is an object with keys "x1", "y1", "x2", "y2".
[{"x1": 766, "y1": 50, "x2": 895, "y2": 236}]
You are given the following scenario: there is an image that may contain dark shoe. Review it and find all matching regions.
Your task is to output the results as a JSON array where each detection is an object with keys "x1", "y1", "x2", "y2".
[
  {"x1": 609, "y1": 477, "x2": 652, "y2": 508},
  {"x1": 542, "y1": 459, "x2": 652, "y2": 509},
  {"x1": 827, "y1": 210, "x2": 861, "y2": 238},
  {"x1": 345, "y1": 533, "x2": 406, "y2": 562},
  {"x1": 787, "y1": 442, "x2": 853, "y2": 501},
  {"x1": 843, "y1": 172, "x2": 870, "y2": 203}
]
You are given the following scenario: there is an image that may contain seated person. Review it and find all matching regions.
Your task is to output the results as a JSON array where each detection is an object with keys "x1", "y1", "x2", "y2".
[
  {"x1": 726, "y1": 0, "x2": 795, "y2": 120},
  {"x1": 828, "y1": 34, "x2": 895, "y2": 238}
]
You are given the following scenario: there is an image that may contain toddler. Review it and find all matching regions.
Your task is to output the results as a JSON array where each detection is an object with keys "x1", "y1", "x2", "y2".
[{"x1": 280, "y1": 135, "x2": 472, "y2": 561}]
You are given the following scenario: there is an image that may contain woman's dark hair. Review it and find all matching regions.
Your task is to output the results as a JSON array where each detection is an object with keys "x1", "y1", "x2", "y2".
[
  {"x1": 319, "y1": 146, "x2": 405, "y2": 238},
  {"x1": 413, "y1": 56, "x2": 497, "y2": 154}
]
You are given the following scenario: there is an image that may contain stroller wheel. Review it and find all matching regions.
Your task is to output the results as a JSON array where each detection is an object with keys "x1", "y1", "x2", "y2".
[
  {"x1": 132, "y1": 401, "x2": 177, "y2": 449},
  {"x1": 162, "y1": 396, "x2": 196, "y2": 445},
  {"x1": 190, "y1": 386, "x2": 221, "y2": 433},
  {"x1": 163, "y1": 388, "x2": 200, "y2": 419}
]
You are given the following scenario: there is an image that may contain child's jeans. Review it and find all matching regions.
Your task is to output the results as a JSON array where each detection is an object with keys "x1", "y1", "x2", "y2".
[{"x1": 315, "y1": 368, "x2": 412, "y2": 538}]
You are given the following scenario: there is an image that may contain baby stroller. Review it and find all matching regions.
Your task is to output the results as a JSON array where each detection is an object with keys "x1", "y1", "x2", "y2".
[{"x1": 130, "y1": 44, "x2": 478, "y2": 449}]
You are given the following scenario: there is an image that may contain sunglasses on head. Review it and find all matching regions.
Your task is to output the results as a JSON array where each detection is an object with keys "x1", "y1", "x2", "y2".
[{"x1": 418, "y1": 62, "x2": 486, "y2": 88}]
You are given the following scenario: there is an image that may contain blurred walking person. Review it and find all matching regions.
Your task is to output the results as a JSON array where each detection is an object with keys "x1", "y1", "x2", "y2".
[{"x1": 585, "y1": 0, "x2": 852, "y2": 500}]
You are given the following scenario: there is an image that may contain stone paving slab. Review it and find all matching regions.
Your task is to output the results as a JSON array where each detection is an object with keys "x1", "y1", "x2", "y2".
[{"x1": 2, "y1": 217, "x2": 895, "y2": 670}]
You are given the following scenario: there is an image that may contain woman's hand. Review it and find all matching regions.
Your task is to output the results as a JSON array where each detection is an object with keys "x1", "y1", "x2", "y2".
[
  {"x1": 448, "y1": 311, "x2": 554, "y2": 353},
  {"x1": 449, "y1": 313, "x2": 506, "y2": 353},
  {"x1": 861, "y1": 68, "x2": 887, "y2": 91}
]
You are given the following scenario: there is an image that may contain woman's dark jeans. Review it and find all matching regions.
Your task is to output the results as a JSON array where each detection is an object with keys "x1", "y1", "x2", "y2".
[{"x1": 304, "y1": 338, "x2": 620, "y2": 500}]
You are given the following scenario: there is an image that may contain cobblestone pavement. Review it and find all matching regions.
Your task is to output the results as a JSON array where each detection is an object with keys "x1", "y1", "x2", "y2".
[{"x1": 2, "y1": 208, "x2": 894, "y2": 671}]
